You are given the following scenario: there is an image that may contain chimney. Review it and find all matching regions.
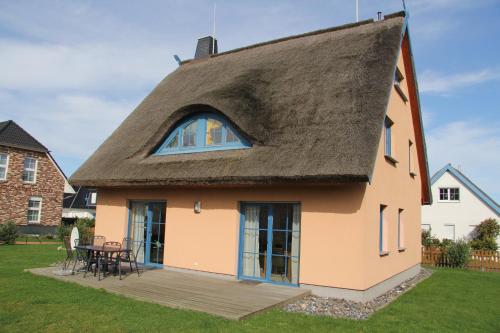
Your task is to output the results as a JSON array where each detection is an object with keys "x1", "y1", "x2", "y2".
[
  {"x1": 377, "y1": 11, "x2": 383, "y2": 21},
  {"x1": 194, "y1": 36, "x2": 218, "y2": 59}
]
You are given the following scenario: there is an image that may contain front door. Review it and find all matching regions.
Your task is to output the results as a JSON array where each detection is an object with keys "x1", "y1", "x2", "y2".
[
  {"x1": 129, "y1": 201, "x2": 166, "y2": 267},
  {"x1": 238, "y1": 203, "x2": 301, "y2": 285}
]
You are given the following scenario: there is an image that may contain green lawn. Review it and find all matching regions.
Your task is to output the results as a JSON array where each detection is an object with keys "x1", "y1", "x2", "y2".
[
  {"x1": 15, "y1": 236, "x2": 60, "y2": 243},
  {"x1": 0, "y1": 245, "x2": 499, "y2": 333}
]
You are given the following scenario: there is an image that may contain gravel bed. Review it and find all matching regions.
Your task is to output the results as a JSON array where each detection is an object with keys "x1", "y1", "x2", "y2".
[{"x1": 284, "y1": 268, "x2": 432, "y2": 320}]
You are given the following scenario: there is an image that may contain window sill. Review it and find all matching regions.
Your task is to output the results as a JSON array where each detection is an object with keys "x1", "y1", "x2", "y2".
[
  {"x1": 394, "y1": 84, "x2": 408, "y2": 102},
  {"x1": 23, "y1": 181, "x2": 36, "y2": 185},
  {"x1": 409, "y1": 171, "x2": 417, "y2": 177},
  {"x1": 398, "y1": 247, "x2": 406, "y2": 252},
  {"x1": 379, "y1": 251, "x2": 390, "y2": 257},
  {"x1": 384, "y1": 155, "x2": 398, "y2": 164},
  {"x1": 437, "y1": 200, "x2": 460, "y2": 203}
]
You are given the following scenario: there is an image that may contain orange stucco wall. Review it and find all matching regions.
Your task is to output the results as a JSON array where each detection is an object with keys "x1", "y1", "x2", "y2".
[{"x1": 94, "y1": 47, "x2": 422, "y2": 291}]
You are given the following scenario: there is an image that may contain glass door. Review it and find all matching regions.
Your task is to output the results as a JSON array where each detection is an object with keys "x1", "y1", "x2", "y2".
[
  {"x1": 129, "y1": 201, "x2": 166, "y2": 266},
  {"x1": 239, "y1": 203, "x2": 301, "y2": 285}
]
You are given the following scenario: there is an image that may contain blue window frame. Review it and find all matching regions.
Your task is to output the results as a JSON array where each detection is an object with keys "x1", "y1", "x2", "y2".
[
  {"x1": 238, "y1": 202, "x2": 301, "y2": 286},
  {"x1": 384, "y1": 117, "x2": 393, "y2": 157},
  {"x1": 155, "y1": 113, "x2": 250, "y2": 155}
]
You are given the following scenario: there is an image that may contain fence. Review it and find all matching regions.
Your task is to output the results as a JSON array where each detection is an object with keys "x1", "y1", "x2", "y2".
[{"x1": 421, "y1": 247, "x2": 500, "y2": 272}]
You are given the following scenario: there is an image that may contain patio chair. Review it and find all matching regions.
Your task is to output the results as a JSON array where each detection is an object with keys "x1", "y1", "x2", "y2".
[
  {"x1": 92, "y1": 235, "x2": 106, "y2": 246},
  {"x1": 72, "y1": 240, "x2": 92, "y2": 275},
  {"x1": 62, "y1": 236, "x2": 74, "y2": 271},
  {"x1": 121, "y1": 238, "x2": 143, "y2": 277},
  {"x1": 98, "y1": 241, "x2": 122, "y2": 281}
]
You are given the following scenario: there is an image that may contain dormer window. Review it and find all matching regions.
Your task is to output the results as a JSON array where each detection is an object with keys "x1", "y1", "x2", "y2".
[{"x1": 155, "y1": 113, "x2": 250, "y2": 155}]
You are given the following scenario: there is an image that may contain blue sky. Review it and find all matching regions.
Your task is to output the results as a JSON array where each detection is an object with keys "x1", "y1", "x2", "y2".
[{"x1": 0, "y1": 0, "x2": 499, "y2": 201}]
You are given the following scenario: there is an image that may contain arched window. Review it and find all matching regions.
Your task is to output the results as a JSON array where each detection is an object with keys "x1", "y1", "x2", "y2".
[{"x1": 155, "y1": 113, "x2": 250, "y2": 155}]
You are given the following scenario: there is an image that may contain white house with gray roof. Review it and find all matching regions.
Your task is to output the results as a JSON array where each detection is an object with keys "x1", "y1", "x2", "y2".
[{"x1": 422, "y1": 164, "x2": 500, "y2": 242}]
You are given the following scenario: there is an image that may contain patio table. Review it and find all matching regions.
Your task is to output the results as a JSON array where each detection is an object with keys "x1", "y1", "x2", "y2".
[{"x1": 76, "y1": 245, "x2": 132, "y2": 279}]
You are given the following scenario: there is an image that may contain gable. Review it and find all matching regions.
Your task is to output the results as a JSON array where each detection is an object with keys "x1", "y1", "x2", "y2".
[
  {"x1": 0, "y1": 121, "x2": 48, "y2": 152},
  {"x1": 431, "y1": 165, "x2": 500, "y2": 216},
  {"x1": 70, "y1": 14, "x2": 409, "y2": 187}
]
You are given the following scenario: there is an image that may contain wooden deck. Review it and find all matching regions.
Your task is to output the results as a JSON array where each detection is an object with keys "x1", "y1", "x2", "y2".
[{"x1": 28, "y1": 266, "x2": 309, "y2": 320}]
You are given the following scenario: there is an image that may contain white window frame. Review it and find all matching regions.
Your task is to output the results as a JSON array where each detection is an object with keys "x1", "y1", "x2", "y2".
[
  {"x1": 0, "y1": 152, "x2": 9, "y2": 181},
  {"x1": 27, "y1": 197, "x2": 42, "y2": 224},
  {"x1": 443, "y1": 224, "x2": 455, "y2": 240},
  {"x1": 23, "y1": 157, "x2": 38, "y2": 184},
  {"x1": 88, "y1": 192, "x2": 97, "y2": 206},
  {"x1": 421, "y1": 224, "x2": 431, "y2": 232},
  {"x1": 438, "y1": 187, "x2": 460, "y2": 202}
]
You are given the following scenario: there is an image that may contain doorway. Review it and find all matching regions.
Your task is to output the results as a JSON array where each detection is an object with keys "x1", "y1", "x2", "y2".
[
  {"x1": 128, "y1": 201, "x2": 166, "y2": 267},
  {"x1": 238, "y1": 202, "x2": 301, "y2": 285}
]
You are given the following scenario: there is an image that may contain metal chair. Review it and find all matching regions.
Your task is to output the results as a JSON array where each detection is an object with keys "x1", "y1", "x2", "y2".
[
  {"x1": 121, "y1": 238, "x2": 143, "y2": 277},
  {"x1": 62, "y1": 236, "x2": 74, "y2": 270},
  {"x1": 92, "y1": 235, "x2": 106, "y2": 246},
  {"x1": 72, "y1": 239, "x2": 92, "y2": 275},
  {"x1": 98, "y1": 241, "x2": 121, "y2": 281}
]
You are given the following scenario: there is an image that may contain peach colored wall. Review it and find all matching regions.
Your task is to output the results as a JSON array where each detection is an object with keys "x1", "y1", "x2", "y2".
[
  {"x1": 94, "y1": 46, "x2": 424, "y2": 292},
  {"x1": 95, "y1": 184, "x2": 371, "y2": 290},
  {"x1": 359, "y1": 49, "x2": 422, "y2": 289}
]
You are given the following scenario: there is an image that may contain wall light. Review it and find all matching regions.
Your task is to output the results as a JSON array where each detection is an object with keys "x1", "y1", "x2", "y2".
[{"x1": 194, "y1": 201, "x2": 201, "y2": 214}]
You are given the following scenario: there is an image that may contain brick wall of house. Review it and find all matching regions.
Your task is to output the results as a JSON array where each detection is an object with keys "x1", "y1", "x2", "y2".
[{"x1": 0, "y1": 146, "x2": 65, "y2": 227}]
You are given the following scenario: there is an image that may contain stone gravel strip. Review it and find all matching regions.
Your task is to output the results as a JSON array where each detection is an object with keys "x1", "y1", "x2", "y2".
[{"x1": 284, "y1": 268, "x2": 432, "y2": 320}]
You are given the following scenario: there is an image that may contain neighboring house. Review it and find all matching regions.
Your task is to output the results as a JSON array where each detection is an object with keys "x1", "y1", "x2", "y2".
[
  {"x1": 62, "y1": 186, "x2": 97, "y2": 222},
  {"x1": 422, "y1": 163, "x2": 500, "y2": 242},
  {"x1": 70, "y1": 11, "x2": 432, "y2": 302},
  {"x1": 0, "y1": 120, "x2": 74, "y2": 234}
]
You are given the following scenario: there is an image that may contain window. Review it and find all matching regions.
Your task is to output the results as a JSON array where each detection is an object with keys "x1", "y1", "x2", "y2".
[
  {"x1": 443, "y1": 224, "x2": 455, "y2": 240},
  {"x1": 87, "y1": 191, "x2": 97, "y2": 206},
  {"x1": 409, "y1": 141, "x2": 416, "y2": 176},
  {"x1": 439, "y1": 188, "x2": 460, "y2": 201},
  {"x1": 156, "y1": 113, "x2": 250, "y2": 155},
  {"x1": 394, "y1": 67, "x2": 408, "y2": 102},
  {"x1": 379, "y1": 205, "x2": 388, "y2": 255},
  {"x1": 239, "y1": 203, "x2": 301, "y2": 285},
  {"x1": 384, "y1": 117, "x2": 394, "y2": 159},
  {"x1": 398, "y1": 209, "x2": 405, "y2": 250},
  {"x1": 421, "y1": 224, "x2": 431, "y2": 232},
  {"x1": 23, "y1": 157, "x2": 37, "y2": 183},
  {"x1": 27, "y1": 197, "x2": 42, "y2": 223},
  {"x1": 0, "y1": 153, "x2": 8, "y2": 180}
]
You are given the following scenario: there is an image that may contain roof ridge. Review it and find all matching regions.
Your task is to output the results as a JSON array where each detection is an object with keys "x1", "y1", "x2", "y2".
[
  {"x1": 10, "y1": 120, "x2": 49, "y2": 152},
  {"x1": 181, "y1": 11, "x2": 406, "y2": 65}
]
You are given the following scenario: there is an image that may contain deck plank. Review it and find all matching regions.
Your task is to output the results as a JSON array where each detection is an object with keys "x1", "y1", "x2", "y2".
[{"x1": 27, "y1": 267, "x2": 309, "y2": 320}]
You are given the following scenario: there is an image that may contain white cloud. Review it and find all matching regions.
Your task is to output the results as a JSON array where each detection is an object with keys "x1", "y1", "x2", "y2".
[
  {"x1": 426, "y1": 121, "x2": 500, "y2": 201},
  {"x1": 0, "y1": 39, "x2": 176, "y2": 92},
  {"x1": 419, "y1": 69, "x2": 500, "y2": 94},
  {"x1": 0, "y1": 93, "x2": 137, "y2": 159}
]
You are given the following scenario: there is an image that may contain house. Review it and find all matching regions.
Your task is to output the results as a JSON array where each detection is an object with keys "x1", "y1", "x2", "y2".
[
  {"x1": 70, "y1": 11, "x2": 432, "y2": 302},
  {"x1": 0, "y1": 120, "x2": 74, "y2": 234},
  {"x1": 62, "y1": 186, "x2": 97, "y2": 222},
  {"x1": 422, "y1": 163, "x2": 500, "y2": 241}
]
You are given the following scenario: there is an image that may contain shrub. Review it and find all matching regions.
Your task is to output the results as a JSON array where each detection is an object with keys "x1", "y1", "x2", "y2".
[
  {"x1": 439, "y1": 238, "x2": 453, "y2": 250},
  {"x1": 57, "y1": 218, "x2": 95, "y2": 243},
  {"x1": 470, "y1": 218, "x2": 499, "y2": 251},
  {"x1": 446, "y1": 239, "x2": 471, "y2": 268},
  {"x1": 422, "y1": 230, "x2": 440, "y2": 247},
  {"x1": 0, "y1": 221, "x2": 18, "y2": 244}
]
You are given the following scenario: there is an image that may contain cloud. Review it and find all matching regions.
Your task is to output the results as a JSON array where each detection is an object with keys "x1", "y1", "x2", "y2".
[
  {"x1": 426, "y1": 121, "x2": 500, "y2": 201},
  {"x1": 419, "y1": 68, "x2": 500, "y2": 94},
  {"x1": 0, "y1": 39, "x2": 176, "y2": 92},
  {"x1": 0, "y1": 93, "x2": 137, "y2": 159}
]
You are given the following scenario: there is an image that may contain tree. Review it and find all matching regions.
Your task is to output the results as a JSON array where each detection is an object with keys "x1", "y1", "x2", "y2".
[{"x1": 470, "y1": 218, "x2": 499, "y2": 251}]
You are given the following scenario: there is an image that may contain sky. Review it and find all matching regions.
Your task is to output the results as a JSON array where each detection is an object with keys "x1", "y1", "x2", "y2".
[{"x1": 0, "y1": 0, "x2": 499, "y2": 201}]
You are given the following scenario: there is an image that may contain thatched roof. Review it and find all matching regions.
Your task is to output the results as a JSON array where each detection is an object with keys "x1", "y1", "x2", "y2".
[{"x1": 71, "y1": 12, "x2": 409, "y2": 187}]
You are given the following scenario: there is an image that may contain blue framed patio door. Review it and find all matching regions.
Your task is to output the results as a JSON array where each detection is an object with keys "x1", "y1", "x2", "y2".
[
  {"x1": 238, "y1": 203, "x2": 301, "y2": 285},
  {"x1": 129, "y1": 201, "x2": 166, "y2": 267}
]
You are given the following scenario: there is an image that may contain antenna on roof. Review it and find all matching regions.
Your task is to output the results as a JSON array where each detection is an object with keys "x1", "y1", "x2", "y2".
[
  {"x1": 173, "y1": 55, "x2": 182, "y2": 66},
  {"x1": 212, "y1": 3, "x2": 216, "y2": 52},
  {"x1": 355, "y1": 0, "x2": 359, "y2": 22},
  {"x1": 402, "y1": 0, "x2": 407, "y2": 12}
]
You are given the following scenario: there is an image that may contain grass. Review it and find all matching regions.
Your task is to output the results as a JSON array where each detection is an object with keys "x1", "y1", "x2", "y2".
[
  {"x1": 15, "y1": 236, "x2": 60, "y2": 243},
  {"x1": 0, "y1": 245, "x2": 499, "y2": 333}
]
